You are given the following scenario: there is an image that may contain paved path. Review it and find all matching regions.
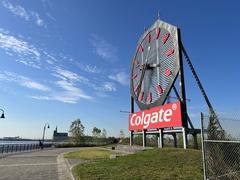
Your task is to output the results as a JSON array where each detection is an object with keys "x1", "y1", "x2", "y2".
[{"x1": 0, "y1": 148, "x2": 83, "y2": 180}]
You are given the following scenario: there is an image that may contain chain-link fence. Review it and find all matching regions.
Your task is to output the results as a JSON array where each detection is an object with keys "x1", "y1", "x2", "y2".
[{"x1": 201, "y1": 113, "x2": 240, "y2": 179}]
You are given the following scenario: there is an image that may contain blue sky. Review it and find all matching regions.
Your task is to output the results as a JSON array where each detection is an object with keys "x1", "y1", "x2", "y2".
[{"x1": 0, "y1": 0, "x2": 239, "y2": 139}]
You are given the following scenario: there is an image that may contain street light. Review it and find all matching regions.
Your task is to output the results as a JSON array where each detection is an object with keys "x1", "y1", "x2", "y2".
[
  {"x1": 120, "y1": 110, "x2": 130, "y2": 114},
  {"x1": 0, "y1": 109, "x2": 5, "y2": 119},
  {"x1": 42, "y1": 123, "x2": 50, "y2": 145}
]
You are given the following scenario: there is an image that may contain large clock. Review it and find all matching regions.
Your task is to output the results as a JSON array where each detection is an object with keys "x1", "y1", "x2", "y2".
[{"x1": 130, "y1": 20, "x2": 181, "y2": 110}]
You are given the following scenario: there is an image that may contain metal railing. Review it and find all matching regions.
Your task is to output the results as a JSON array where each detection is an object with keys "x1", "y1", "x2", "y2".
[
  {"x1": 0, "y1": 143, "x2": 52, "y2": 154},
  {"x1": 201, "y1": 113, "x2": 240, "y2": 179}
]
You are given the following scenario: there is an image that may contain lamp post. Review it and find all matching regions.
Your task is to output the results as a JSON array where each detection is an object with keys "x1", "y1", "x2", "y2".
[
  {"x1": 120, "y1": 110, "x2": 130, "y2": 114},
  {"x1": 0, "y1": 109, "x2": 5, "y2": 119},
  {"x1": 42, "y1": 123, "x2": 50, "y2": 146}
]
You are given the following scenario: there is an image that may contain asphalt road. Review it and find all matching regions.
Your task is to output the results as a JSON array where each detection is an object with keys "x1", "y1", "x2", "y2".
[{"x1": 0, "y1": 148, "x2": 83, "y2": 180}]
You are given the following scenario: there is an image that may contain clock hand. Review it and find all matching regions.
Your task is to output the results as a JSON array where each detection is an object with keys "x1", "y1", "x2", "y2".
[
  {"x1": 136, "y1": 63, "x2": 147, "y2": 98},
  {"x1": 136, "y1": 46, "x2": 151, "y2": 99},
  {"x1": 148, "y1": 52, "x2": 174, "y2": 69}
]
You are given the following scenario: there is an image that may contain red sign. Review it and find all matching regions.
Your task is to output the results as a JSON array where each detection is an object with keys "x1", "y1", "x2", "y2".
[{"x1": 129, "y1": 101, "x2": 182, "y2": 131}]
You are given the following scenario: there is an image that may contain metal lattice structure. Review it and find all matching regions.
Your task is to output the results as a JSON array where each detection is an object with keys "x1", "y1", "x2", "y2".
[{"x1": 201, "y1": 113, "x2": 240, "y2": 179}]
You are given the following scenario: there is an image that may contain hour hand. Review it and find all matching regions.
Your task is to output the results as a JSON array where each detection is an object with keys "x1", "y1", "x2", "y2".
[
  {"x1": 136, "y1": 64, "x2": 147, "y2": 98},
  {"x1": 148, "y1": 63, "x2": 160, "y2": 68}
]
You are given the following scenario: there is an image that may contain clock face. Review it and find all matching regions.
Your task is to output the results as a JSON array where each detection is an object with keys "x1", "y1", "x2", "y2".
[{"x1": 130, "y1": 20, "x2": 180, "y2": 110}]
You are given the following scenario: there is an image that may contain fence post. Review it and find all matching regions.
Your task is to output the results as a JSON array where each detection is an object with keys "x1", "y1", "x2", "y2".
[
  {"x1": 130, "y1": 131, "x2": 133, "y2": 146},
  {"x1": 201, "y1": 112, "x2": 207, "y2": 180},
  {"x1": 182, "y1": 127, "x2": 188, "y2": 149},
  {"x1": 2, "y1": 145, "x2": 4, "y2": 154}
]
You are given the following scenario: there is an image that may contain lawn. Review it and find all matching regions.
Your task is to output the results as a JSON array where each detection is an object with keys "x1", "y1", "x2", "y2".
[
  {"x1": 70, "y1": 148, "x2": 203, "y2": 180},
  {"x1": 64, "y1": 147, "x2": 125, "y2": 160}
]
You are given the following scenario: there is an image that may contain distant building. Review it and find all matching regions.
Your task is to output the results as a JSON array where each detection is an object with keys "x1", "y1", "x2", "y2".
[
  {"x1": 3, "y1": 136, "x2": 20, "y2": 140},
  {"x1": 52, "y1": 127, "x2": 69, "y2": 142}
]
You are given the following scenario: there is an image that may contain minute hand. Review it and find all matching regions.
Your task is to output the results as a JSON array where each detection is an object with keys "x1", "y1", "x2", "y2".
[{"x1": 137, "y1": 46, "x2": 151, "y2": 99}]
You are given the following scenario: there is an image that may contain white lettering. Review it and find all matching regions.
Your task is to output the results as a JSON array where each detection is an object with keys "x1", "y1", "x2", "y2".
[
  {"x1": 143, "y1": 113, "x2": 151, "y2": 128},
  {"x1": 135, "y1": 116, "x2": 141, "y2": 126},
  {"x1": 129, "y1": 102, "x2": 180, "y2": 130},
  {"x1": 164, "y1": 109, "x2": 172, "y2": 122},
  {"x1": 158, "y1": 109, "x2": 164, "y2": 122},
  {"x1": 151, "y1": 112, "x2": 158, "y2": 123},
  {"x1": 130, "y1": 114, "x2": 136, "y2": 126}
]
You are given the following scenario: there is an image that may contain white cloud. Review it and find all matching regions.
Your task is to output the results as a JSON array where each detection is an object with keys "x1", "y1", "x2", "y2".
[
  {"x1": 30, "y1": 79, "x2": 94, "y2": 104},
  {"x1": 0, "y1": 71, "x2": 93, "y2": 103},
  {"x1": 109, "y1": 72, "x2": 129, "y2": 85},
  {"x1": 15, "y1": 60, "x2": 41, "y2": 69},
  {"x1": 32, "y1": 12, "x2": 45, "y2": 27},
  {"x1": 0, "y1": 71, "x2": 50, "y2": 92},
  {"x1": 90, "y1": 34, "x2": 117, "y2": 61},
  {"x1": 22, "y1": 81, "x2": 49, "y2": 92},
  {"x1": 55, "y1": 80, "x2": 93, "y2": 102},
  {"x1": 2, "y1": 0, "x2": 45, "y2": 27},
  {"x1": 103, "y1": 82, "x2": 116, "y2": 92},
  {"x1": 77, "y1": 63, "x2": 101, "y2": 74},
  {"x1": 0, "y1": 31, "x2": 40, "y2": 59},
  {"x1": 2, "y1": 0, "x2": 29, "y2": 21},
  {"x1": 54, "y1": 67, "x2": 89, "y2": 83},
  {"x1": 30, "y1": 96, "x2": 51, "y2": 101},
  {"x1": 94, "y1": 82, "x2": 116, "y2": 92}
]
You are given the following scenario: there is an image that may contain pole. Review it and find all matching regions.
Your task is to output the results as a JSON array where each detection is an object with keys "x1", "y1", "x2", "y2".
[
  {"x1": 178, "y1": 29, "x2": 188, "y2": 128},
  {"x1": 201, "y1": 112, "x2": 207, "y2": 180},
  {"x1": 130, "y1": 96, "x2": 134, "y2": 146},
  {"x1": 158, "y1": 129, "x2": 163, "y2": 148},
  {"x1": 142, "y1": 130, "x2": 146, "y2": 147},
  {"x1": 182, "y1": 127, "x2": 188, "y2": 149},
  {"x1": 42, "y1": 125, "x2": 46, "y2": 143},
  {"x1": 173, "y1": 133, "x2": 177, "y2": 148}
]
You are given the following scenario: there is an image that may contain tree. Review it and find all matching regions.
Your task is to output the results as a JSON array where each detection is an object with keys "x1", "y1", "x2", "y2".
[
  {"x1": 119, "y1": 129, "x2": 125, "y2": 140},
  {"x1": 101, "y1": 128, "x2": 107, "y2": 138},
  {"x1": 69, "y1": 119, "x2": 85, "y2": 144},
  {"x1": 92, "y1": 127, "x2": 101, "y2": 138}
]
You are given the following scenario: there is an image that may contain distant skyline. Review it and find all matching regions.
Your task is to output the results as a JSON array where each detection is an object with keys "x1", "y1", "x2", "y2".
[{"x1": 0, "y1": 0, "x2": 240, "y2": 139}]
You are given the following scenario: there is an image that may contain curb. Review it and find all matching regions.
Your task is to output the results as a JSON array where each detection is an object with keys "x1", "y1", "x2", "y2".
[{"x1": 57, "y1": 153, "x2": 75, "y2": 180}]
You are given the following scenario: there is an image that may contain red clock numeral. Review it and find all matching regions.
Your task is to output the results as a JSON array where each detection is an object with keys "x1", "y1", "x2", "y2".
[
  {"x1": 139, "y1": 92, "x2": 144, "y2": 101},
  {"x1": 134, "y1": 84, "x2": 138, "y2": 92},
  {"x1": 134, "y1": 60, "x2": 139, "y2": 65},
  {"x1": 132, "y1": 74, "x2": 137, "y2": 79},
  {"x1": 156, "y1": 28, "x2": 160, "y2": 39},
  {"x1": 166, "y1": 49, "x2": 174, "y2": 57},
  {"x1": 139, "y1": 45, "x2": 143, "y2": 52},
  {"x1": 157, "y1": 84, "x2": 163, "y2": 94},
  {"x1": 165, "y1": 69, "x2": 172, "y2": 76},
  {"x1": 148, "y1": 92, "x2": 152, "y2": 103},
  {"x1": 162, "y1": 33, "x2": 170, "y2": 44},
  {"x1": 148, "y1": 33, "x2": 151, "y2": 43}
]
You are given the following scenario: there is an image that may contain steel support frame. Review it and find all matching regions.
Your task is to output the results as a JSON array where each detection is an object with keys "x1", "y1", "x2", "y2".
[{"x1": 178, "y1": 29, "x2": 188, "y2": 128}]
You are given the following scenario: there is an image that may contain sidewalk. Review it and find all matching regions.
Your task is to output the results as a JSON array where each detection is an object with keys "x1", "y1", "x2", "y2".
[{"x1": 0, "y1": 147, "x2": 82, "y2": 180}]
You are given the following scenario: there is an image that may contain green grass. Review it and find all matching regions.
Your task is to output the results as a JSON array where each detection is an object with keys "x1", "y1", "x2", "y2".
[
  {"x1": 72, "y1": 148, "x2": 203, "y2": 180},
  {"x1": 64, "y1": 147, "x2": 124, "y2": 160}
]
